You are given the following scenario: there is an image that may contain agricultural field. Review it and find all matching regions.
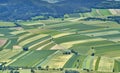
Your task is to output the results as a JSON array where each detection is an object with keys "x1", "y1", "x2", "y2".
[
  {"x1": 0, "y1": 9, "x2": 120, "y2": 73},
  {"x1": 9, "y1": 50, "x2": 56, "y2": 67},
  {"x1": 73, "y1": 9, "x2": 120, "y2": 18},
  {"x1": 82, "y1": 56, "x2": 94, "y2": 70},
  {"x1": 109, "y1": 9, "x2": 120, "y2": 15},
  {"x1": 114, "y1": 60, "x2": 120, "y2": 72},
  {"x1": 0, "y1": 49, "x2": 22, "y2": 62},
  {"x1": 0, "y1": 39, "x2": 7, "y2": 47},
  {"x1": 39, "y1": 50, "x2": 73, "y2": 68},
  {"x1": 98, "y1": 56, "x2": 114, "y2": 72},
  {"x1": 0, "y1": 21, "x2": 16, "y2": 27}
]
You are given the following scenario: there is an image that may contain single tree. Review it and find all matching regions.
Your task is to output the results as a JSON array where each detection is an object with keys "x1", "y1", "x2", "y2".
[{"x1": 46, "y1": 66, "x2": 49, "y2": 70}]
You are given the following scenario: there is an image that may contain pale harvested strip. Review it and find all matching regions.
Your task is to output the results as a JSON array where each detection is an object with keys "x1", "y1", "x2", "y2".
[
  {"x1": 88, "y1": 56, "x2": 94, "y2": 70},
  {"x1": 96, "y1": 9, "x2": 102, "y2": 16},
  {"x1": 0, "y1": 49, "x2": 10, "y2": 62},
  {"x1": 109, "y1": 9, "x2": 120, "y2": 15},
  {"x1": 108, "y1": 37, "x2": 120, "y2": 42},
  {"x1": 0, "y1": 39, "x2": 7, "y2": 46},
  {"x1": 0, "y1": 49, "x2": 21, "y2": 62},
  {"x1": 13, "y1": 45, "x2": 22, "y2": 49},
  {"x1": 68, "y1": 17, "x2": 87, "y2": 22},
  {"x1": 93, "y1": 56, "x2": 98, "y2": 70},
  {"x1": 98, "y1": 56, "x2": 114, "y2": 72},
  {"x1": 109, "y1": 9, "x2": 118, "y2": 15},
  {"x1": 82, "y1": 56, "x2": 89, "y2": 69},
  {"x1": 40, "y1": 51, "x2": 73, "y2": 68},
  {"x1": 36, "y1": 41, "x2": 54, "y2": 50},
  {"x1": 22, "y1": 23, "x2": 45, "y2": 26},
  {"x1": 50, "y1": 44, "x2": 65, "y2": 50},
  {"x1": 17, "y1": 69, "x2": 31, "y2": 73},
  {"x1": 115, "y1": 9, "x2": 120, "y2": 14},
  {"x1": 3, "y1": 40, "x2": 11, "y2": 49},
  {"x1": 60, "y1": 38, "x2": 106, "y2": 48},
  {"x1": 29, "y1": 38, "x2": 51, "y2": 49},
  {"x1": 70, "y1": 18, "x2": 82, "y2": 21},
  {"x1": 10, "y1": 30, "x2": 26, "y2": 35},
  {"x1": 0, "y1": 34, "x2": 4, "y2": 36},
  {"x1": 114, "y1": 57, "x2": 120, "y2": 60},
  {"x1": 17, "y1": 33, "x2": 33, "y2": 41},
  {"x1": 53, "y1": 32, "x2": 74, "y2": 38},
  {"x1": 65, "y1": 18, "x2": 75, "y2": 21},
  {"x1": 83, "y1": 30, "x2": 120, "y2": 37},
  {"x1": 18, "y1": 34, "x2": 47, "y2": 46},
  {"x1": 82, "y1": 56, "x2": 94, "y2": 70},
  {"x1": 9, "y1": 27, "x2": 23, "y2": 30}
]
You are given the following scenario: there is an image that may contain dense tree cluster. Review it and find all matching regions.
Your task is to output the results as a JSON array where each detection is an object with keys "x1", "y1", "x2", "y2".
[
  {"x1": 65, "y1": 70, "x2": 79, "y2": 73},
  {"x1": 1, "y1": 0, "x2": 120, "y2": 21},
  {"x1": 107, "y1": 16, "x2": 120, "y2": 24},
  {"x1": 84, "y1": 16, "x2": 120, "y2": 24}
]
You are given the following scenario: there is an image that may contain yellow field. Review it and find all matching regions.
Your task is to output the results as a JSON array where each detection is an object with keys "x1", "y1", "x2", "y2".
[
  {"x1": 98, "y1": 56, "x2": 114, "y2": 72},
  {"x1": 40, "y1": 51, "x2": 73, "y2": 68}
]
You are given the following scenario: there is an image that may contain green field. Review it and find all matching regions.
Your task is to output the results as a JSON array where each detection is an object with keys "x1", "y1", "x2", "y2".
[
  {"x1": 82, "y1": 56, "x2": 94, "y2": 70},
  {"x1": 114, "y1": 60, "x2": 120, "y2": 72},
  {"x1": 9, "y1": 50, "x2": 56, "y2": 67},
  {"x1": 63, "y1": 55, "x2": 87, "y2": 68},
  {"x1": 79, "y1": 9, "x2": 112, "y2": 17},
  {"x1": 0, "y1": 21, "x2": 16, "y2": 27},
  {"x1": 54, "y1": 34, "x2": 92, "y2": 44}
]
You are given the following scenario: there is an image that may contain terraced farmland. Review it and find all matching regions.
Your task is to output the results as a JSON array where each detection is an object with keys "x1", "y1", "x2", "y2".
[
  {"x1": 0, "y1": 9, "x2": 120, "y2": 73},
  {"x1": 68, "y1": 40, "x2": 114, "y2": 54}
]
